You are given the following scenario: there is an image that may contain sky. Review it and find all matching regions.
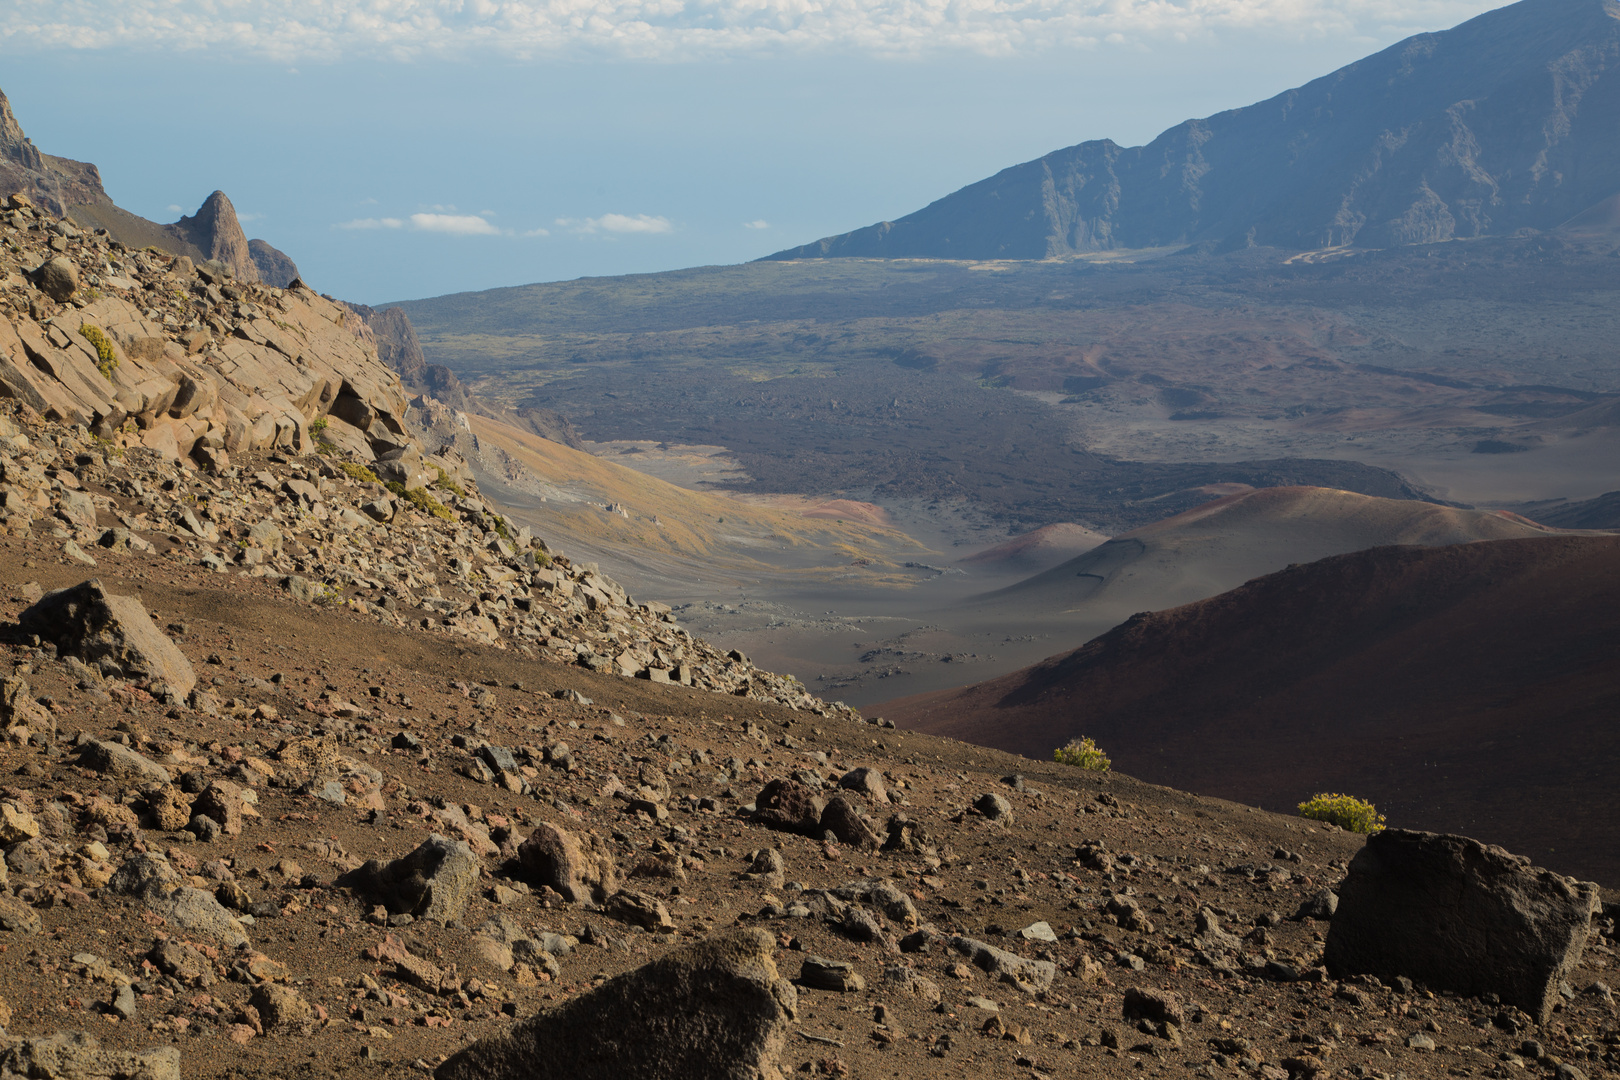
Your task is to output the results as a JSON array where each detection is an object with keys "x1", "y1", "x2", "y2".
[{"x1": 3, "y1": 0, "x2": 1509, "y2": 304}]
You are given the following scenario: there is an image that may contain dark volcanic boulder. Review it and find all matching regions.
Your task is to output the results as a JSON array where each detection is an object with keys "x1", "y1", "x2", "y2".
[
  {"x1": 341, "y1": 834, "x2": 480, "y2": 925},
  {"x1": 516, "y1": 822, "x2": 618, "y2": 904},
  {"x1": 1324, "y1": 829, "x2": 1601, "y2": 1022},
  {"x1": 20, "y1": 580, "x2": 196, "y2": 697},
  {"x1": 752, "y1": 779, "x2": 824, "y2": 835},
  {"x1": 434, "y1": 928, "x2": 797, "y2": 1080}
]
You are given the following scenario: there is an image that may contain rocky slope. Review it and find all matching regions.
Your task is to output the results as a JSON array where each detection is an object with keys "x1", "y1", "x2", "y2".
[
  {"x1": 0, "y1": 489, "x2": 1614, "y2": 1080},
  {"x1": 768, "y1": 0, "x2": 1620, "y2": 260},
  {"x1": 883, "y1": 535, "x2": 1620, "y2": 885}
]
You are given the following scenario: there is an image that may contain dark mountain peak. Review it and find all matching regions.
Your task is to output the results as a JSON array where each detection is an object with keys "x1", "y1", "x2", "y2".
[
  {"x1": 0, "y1": 85, "x2": 107, "y2": 214},
  {"x1": 767, "y1": 0, "x2": 1620, "y2": 261}
]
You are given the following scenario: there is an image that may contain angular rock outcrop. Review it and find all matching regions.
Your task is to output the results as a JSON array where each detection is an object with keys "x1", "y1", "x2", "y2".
[
  {"x1": 0, "y1": 1031, "x2": 180, "y2": 1080},
  {"x1": 1324, "y1": 829, "x2": 1602, "y2": 1022},
  {"x1": 342, "y1": 834, "x2": 480, "y2": 925},
  {"x1": 517, "y1": 823, "x2": 618, "y2": 904},
  {"x1": 753, "y1": 779, "x2": 824, "y2": 836},
  {"x1": 435, "y1": 929, "x2": 797, "y2": 1080},
  {"x1": 21, "y1": 581, "x2": 196, "y2": 697}
]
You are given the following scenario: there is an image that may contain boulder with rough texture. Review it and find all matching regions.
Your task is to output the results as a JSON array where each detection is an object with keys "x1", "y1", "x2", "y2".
[
  {"x1": 435, "y1": 928, "x2": 797, "y2": 1080},
  {"x1": 819, "y1": 795, "x2": 882, "y2": 849},
  {"x1": 32, "y1": 256, "x2": 78, "y2": 302},
  {"x1": 20, "y1": 580, "x2": 196, "y2": 696},
  {"x1": 837, "y1": 766, "x2": 889, "y2": 803},
  {"x1": 0, "y1": 802, "x2": 39, "y2": 845},
  {"x1": 0, "y1": 1032, "x2": 179, "y2": 1080},
  {"x1": 605, "y1": 889, "x2": 675, "y2": 932},
  {"x1": 517, "y1": 823, "x2": 618, "y2": 904},
  {"x1": 248, "y1": 983, "x2": 312, "y2": 1035},
  {"x1": 949, "y1": 936, "x2": 1056, "y2": 993},
  {"x1": 753, "y1": 779, "x2": 824, "y2": 836},
  {"x1": 343, "y1": 834, "x2": 480, "y2": 925},
  {"x1": 0, "y1": 896, "x2": 42, "y2": 935},
  {"x1": 0, "y1": 676, "x2": 47, "y2": 734},
  {"x1": 1324, "y1": 829, "x2": 1602, "y2": 1022},
  {"x1": 76, "y1": 740, "x2": 172, "y2": 786},
  {"x1": 191, "y1": 781, "x2": 245, "y2": 837},
  {"x1": 147, "y1": 887, "x2": 250, "y2": 949}
]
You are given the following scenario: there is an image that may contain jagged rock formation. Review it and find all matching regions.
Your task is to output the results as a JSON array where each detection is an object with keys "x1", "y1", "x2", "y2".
[
  {"x1": 0, "y1": 89, "x2": 108, "y2": 217},
  {"x1": 0, "y1": 85, "x2": 297, "y2": 288},
  {"x1": 768, "y1": 0, "x2": 1620, "y2": 260}
]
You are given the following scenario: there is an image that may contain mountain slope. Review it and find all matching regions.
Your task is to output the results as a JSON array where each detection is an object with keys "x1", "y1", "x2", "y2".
[
  {"x1": 882, "y1": 535, "x2": 1620, "y2": 883},
  {"x1": 768, "y1": 0, "x2": 1620, "y2": 260}
]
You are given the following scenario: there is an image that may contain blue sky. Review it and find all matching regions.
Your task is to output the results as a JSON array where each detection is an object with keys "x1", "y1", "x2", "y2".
[{"x1": 4, "y1": 0, "x2": 1507, "y2": 304}]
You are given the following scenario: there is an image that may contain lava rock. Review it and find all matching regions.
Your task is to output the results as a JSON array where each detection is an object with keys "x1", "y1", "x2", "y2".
[
  {"x1": 342, "y1": 833, "x2": 480, "y2": 926},
  {"x1": 517, "y1": 823, "x2": 619, "y2": 904},
  {"x1": 20, "y1": 579, "x2": 197, "y2": 696},
  {"x1": 1325, "y1": 829, "x2": 1601, "y2": 1022},
  {"x1": 435, "y1": 929, "x2": 797, "y2": 1080}
]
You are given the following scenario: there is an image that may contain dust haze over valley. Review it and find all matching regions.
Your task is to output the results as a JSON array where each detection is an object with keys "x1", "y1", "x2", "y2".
[{"x1": 379, "y1": 0, "x2": 1620, "y2": 869}]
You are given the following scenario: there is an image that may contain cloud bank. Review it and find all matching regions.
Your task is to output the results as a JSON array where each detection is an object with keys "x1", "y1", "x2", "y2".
[{"x1": 1, "y1": 0, "x2": 1505, "y2": 61}]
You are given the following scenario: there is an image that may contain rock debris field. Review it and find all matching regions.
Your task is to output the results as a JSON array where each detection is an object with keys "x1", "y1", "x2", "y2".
[{"x1": 0, "y1": 192, "x2": 1615, "y2": 1080}]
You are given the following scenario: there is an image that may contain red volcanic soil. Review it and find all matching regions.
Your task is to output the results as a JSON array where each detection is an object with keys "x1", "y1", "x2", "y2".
[
  {"x1": 882, "y1": 535, "x2": 1620, "y2": 885},
  {"x1": 801, "y1": 498, "x2": 892, "y2": 526}
]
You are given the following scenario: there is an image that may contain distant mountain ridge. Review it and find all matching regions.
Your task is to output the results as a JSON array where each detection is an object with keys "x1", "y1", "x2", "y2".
[{"x1": 767, "y1": 0, "x2": 1620, "y2": 260}]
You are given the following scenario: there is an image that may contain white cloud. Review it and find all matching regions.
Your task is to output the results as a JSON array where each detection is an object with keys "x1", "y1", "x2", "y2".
[
  {"x1": 558, "y1": 213, "x2": 673, "y2": 235},
  {"x1": 166, "y1": 204, "x2": 183, "y2": 213},
  {"x1": 409, "y1": 212, "x2": 501, "y2": 235},
  {"x1": 335, "y1": 217, "x2": 403, "y2": 230},
  {"x1": 744, "y1": 220, "x2": 770, "y2": 230},
  {"x1": 524, "y1": 227, "x2": 551, "y2": 237},
  {"x1": 0, "y1": 0, "x2": 1504, "y2": 62}
]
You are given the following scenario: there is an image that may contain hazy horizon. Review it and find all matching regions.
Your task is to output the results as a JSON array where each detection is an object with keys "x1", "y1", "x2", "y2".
[{"x1": 5, "y1": 0, "x2": 1511, "y2": 303}]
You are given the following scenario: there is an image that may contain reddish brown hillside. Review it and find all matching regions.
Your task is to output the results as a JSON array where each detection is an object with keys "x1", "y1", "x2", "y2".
[{"x1": 883, "y1": 536, "x2": 1620, "y2": 885}]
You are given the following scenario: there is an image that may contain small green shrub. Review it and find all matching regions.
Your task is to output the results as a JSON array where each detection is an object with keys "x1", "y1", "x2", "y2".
[
  {"x1": 433, "y1": 466, "x2": 466, "y2": 499},
  {"x1": 79, "y1": 323, "x2": 118, "y2": 380},
  {"x1": 1054, "y1": 736, "x2": 1111, "y2": 771},
  {"x1": 491, "y1": 514, "x2": 511, "y2": 541},
  {"x1": 1298, "y1": 793, "x2": 1385, "y2": 834},
  {"x1": 309, "y1": 416, "x2": 329, "y2": 434},
  {"x1": 386, "y1": 482, "x2": 451, "y2": 520},
  {"x1": 338, "y1": 461, "x2": 380, "y2": 484}
]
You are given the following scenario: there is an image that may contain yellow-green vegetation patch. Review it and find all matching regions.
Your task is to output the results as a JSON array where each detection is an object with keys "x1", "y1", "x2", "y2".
[
  {"x1": 79, "y1": 323, "x2": 118, "y2": 380},
  {"x1": 1054, "y1": 736, "x2": 1111, "y2": 771},
  {"x1": 433, "y1": 466, "x2": 467, "y2": 499},
  {"x1": 386, "y1": 481, "x2": 452, "y2": 520},
  {"x1": 338, "y1": 461, "x2": 380, "y2": 484},
  {"x1": 1298, "y1": 793, "x2": 1385, "y2": 834}
]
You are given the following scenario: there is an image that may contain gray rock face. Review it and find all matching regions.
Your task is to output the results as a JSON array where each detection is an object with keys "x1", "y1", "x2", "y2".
[
  {"x1": 435, "y1": 928, "x2": 797, "y2": 1080},
  {"x1": 0, "y1": 896, "x2": 42, "y2": 935},
  {"x1": 0, "y1": 1031, "x2": 180, "y2": 1080},
  {"x1": 107, "y1": 854, "x2": 182, "y2": 900},
  {"x1": 0, "y1": 676, "x2": 46, "y2": 734},
  {"x1": 346, "y1": 834, "x2": 480, "y2": 925},
  {"x1": 1324, "y1": 829, "x2": 1601, "y2": 1022},
  {"x1": 20, "y1": 580, "x2": 196, "y2": 696},
  {"x1": 76, "y1": 740, "x2": 172, "y2": 786}
]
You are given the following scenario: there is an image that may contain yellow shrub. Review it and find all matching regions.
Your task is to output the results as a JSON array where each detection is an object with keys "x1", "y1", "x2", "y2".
[
  {"x1": 80, "y1": 323, "x2": 118, "y2": 380},
  {"x1": 1054, "y1": 736, "x2": 1111, "y2": 771},
  {"x1": 1298, "y1": 793, "x2": 1385, "y2": 834}
]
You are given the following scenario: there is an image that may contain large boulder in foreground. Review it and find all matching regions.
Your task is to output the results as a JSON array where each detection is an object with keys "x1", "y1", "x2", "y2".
[
  {"x1": 435, "y1": 928, "x2": 797, "y2": 1080},
  {"x1": 0, "y1": 1030, "x2": 180, "y2": 1080},
  {"x1": 19, "y1": 580, "x2": 196, "y2": 697},
  {"x1": 1324, "y1": 829, "x2": 1601, "y2": 1022}
]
